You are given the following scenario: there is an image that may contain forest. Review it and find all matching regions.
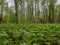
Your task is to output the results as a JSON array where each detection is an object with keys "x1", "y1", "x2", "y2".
[
  {"x1": 0, "y1": 0, "x2": 60, "y2": 23},
  {"x1": 0, "y1": 0, "x2": 60, "y2": 45}
]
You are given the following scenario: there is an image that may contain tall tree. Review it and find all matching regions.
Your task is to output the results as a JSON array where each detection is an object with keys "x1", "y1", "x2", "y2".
[
  {"x1": 41, "y1": 0, "x2": 49, "y2": 23},
  {"x1": 35, "y1": 0, "x2": 40, "y2": 23},
  {"x1": 56, "y1": 4, "x2": 60, "y2": 23},
  {"x1": 14, "y1": 0, "x2": 18, "y2": 23},
  {"x1": 48, "y1": 0, "x2": 56, "y2": 23},
  {"x1": 0, "y1": 0, "x2": 4, "y2": 23},
  {"x1": 27, "y1": 0, "x2": 34, "y2": 23}
]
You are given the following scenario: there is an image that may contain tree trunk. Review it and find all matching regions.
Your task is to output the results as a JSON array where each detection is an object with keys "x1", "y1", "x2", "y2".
[
  {"x1": 14, "y1": 0, "x2": 18, "y2": 23},
  {"x1": 0, "y1": 0, "x2": 4, "y2": 23}
]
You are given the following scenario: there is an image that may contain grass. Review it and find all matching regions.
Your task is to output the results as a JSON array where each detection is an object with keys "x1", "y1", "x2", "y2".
[{"x1": 0, "y1": 24, "x2": 60, "y2": 45}]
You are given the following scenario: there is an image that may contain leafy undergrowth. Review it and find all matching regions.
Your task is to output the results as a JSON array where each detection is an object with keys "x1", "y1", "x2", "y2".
[{"x1": 0, "y1": 24, "x2": 60, "y2": 45}]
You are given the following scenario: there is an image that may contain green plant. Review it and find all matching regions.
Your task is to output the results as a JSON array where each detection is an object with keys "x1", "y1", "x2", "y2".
[{"x1": 0, "y1": 24, "x2": 60, "y2": 45}]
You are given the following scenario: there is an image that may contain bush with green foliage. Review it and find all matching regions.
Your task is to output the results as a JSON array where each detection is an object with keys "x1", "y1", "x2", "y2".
[{"x1": 0, "y1": 24, "x2": 60, "y2": 45}]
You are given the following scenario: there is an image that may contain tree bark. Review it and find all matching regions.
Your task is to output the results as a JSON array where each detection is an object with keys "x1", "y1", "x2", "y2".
[{"x1": 14, "y1": 0, "x2": 18, "y2": 23}]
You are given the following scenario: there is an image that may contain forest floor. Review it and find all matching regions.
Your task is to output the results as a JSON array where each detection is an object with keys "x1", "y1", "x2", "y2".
[{"x1": 0, "y1": 24, "x2": 60, "y2": 45}]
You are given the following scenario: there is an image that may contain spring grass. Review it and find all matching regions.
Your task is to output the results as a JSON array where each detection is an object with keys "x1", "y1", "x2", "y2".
[{"x1": 0, "y1": 24, "x2": 60, "y2": 45}]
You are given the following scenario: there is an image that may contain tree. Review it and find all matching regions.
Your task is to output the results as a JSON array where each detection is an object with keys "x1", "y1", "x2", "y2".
[
  {"x1": 48, "y1": 0, "x2": 56, "y2": 23},
  {"x1": 14, "y1": 0, "x2": 18, "y2": 23},
  {"x1": 27, "y1": 0, "x2": 34, "y2": 23},
  {"x1": 56, "y1": 4, "x2": 60, "y2": 23},
  {"x1": 0, "y1": 0, "x2": 4, "y2": 23},
  {"x1": 41, "y1": 0, "x2": 49, "y2": 23}
]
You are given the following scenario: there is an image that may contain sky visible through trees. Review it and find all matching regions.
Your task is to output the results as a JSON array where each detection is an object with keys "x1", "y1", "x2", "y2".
[
  {"x1": 8, "y1": 0, "x2": 60, "y2": 7},
  {"x1": 0, "y1": 0, "x2": 60, "y2": 23}
]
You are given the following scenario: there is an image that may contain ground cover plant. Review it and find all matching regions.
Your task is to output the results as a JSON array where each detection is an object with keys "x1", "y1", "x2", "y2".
[{"x1": 0, "y1": 24, "x2": 60, "y2": 45}]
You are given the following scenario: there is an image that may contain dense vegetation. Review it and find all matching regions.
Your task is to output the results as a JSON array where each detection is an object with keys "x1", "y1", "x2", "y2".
[
  {"x1": 0, "y1": 0, "x2": 60, "y2": 23},
  {"x1": 0, "y1": 0, "x2": 60, "y2": 45},
  {"x1": 0, "y1": 24, "x2": 60, "y2": 45}
]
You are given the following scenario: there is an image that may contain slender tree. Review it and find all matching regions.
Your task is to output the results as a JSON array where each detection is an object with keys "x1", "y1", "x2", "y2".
[
  {"x1": 14, "y1": 0, "x2": 18, "y2": 23},
  {"x1": 0, "y1": 0, "x2": 4, "y2": 23},
  {"x1": 48, "y1": 0, "x2": 56, "y2": 23}
]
